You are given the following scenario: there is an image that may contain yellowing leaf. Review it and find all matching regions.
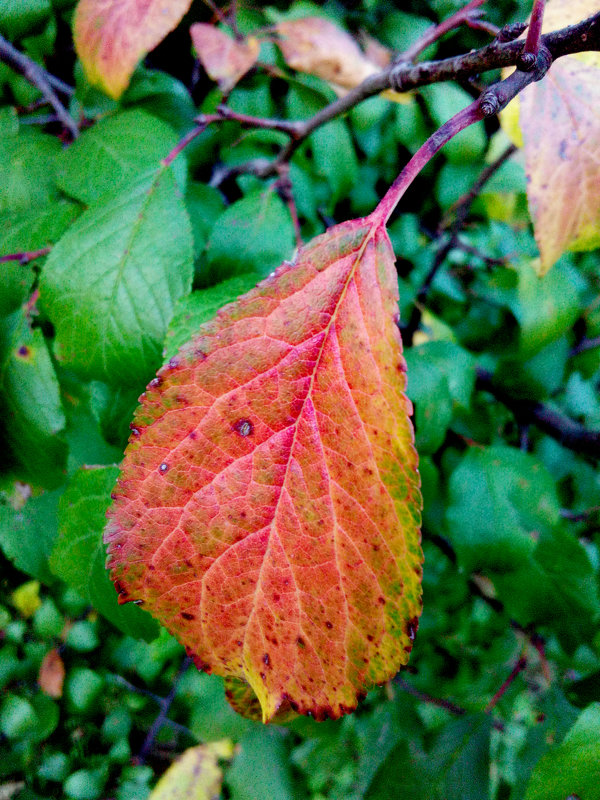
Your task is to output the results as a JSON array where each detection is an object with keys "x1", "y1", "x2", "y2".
[
  {"x1": 276, "y1": 16, "x2": 410, "y2": 102},
  {"x1": 190, "y1": 24, "x2": 260, "y2": 94},
  {"x1": 499, "y1": 0, "x2": 600, "y2": 272},
  {"x1": 521, "y1": 57, "x2": 600, "y2": 274},
  {"x1": 106, "y1": 211, "x2": 422, "y2": 723},
  {"x1": 11, "y1": 580, "x2": 41, "y2": 617},
  {"x1": 74, "y1": 0, "x2": 193, "y2": 99},
  {"x1": 148, "y1": 741, "x2": 232, "y2": 800}
]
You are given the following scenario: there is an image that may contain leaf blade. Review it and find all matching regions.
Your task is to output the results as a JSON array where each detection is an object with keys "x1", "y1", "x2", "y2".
[{"x1": 106, "y1": 214, "x2": 422, "y2": 721}]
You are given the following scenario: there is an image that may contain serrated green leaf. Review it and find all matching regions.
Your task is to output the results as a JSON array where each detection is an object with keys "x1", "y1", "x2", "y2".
[
  {"x1": 429, "y1": 713, "x2": 492, "y2": 800},
  {"x1": 50, "y1": 466, "x2": 158, "y2": 640},
  {"x1": 40, "y1": 167, "x2": 194, "y2": 384},
  {"x1": 446, "y1": 446, "x2": 560, "y2": 573},
  {"x1": 0, "y1": 308, "x2": 66, "y2": 486},
  {"x1": 0, "y1": 489, "x2": 61, "y2": 584},
  {"x1": 57, "y1": 109, "x2": 186, "y2": 205},
  {"x1": 203, "y1": 189, "x2": 295, "y2": 285},
  {"x1": 163, "y1": 275, "x2": 259, "y2": 361},
  {"x1": 525, "y1": 704, "x2": 600, "y2": 800}
]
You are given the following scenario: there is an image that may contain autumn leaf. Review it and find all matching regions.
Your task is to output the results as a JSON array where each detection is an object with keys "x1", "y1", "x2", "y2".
[
  {"x1": 38, "y1": 648, "x2": 65, "y2": 699},
  {"x1": 148, "y1": 740, "x2": 233, "y2": 800},
  {"x1": 276, "y1": 17, "x2": 409, "y2": 102},
  {"x1": 105, "y1": 210, "x2": 422, "y2": 722},
  {"x1": 190, "y1": 24, "x2": 260, "y2": 94},
  {"x1": 499, "y1": 0, "x2": 600, "y2": 274},
  {"x1": 74, "y1": 0, "x2": 193, "y2": 99}
]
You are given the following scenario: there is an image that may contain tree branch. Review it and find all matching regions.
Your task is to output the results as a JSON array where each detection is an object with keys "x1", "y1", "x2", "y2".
[
  {"x1": 0, "y1": 247, "x2": 52, "y2": 265},
  {"x1": 476, "y1": 367, "x2": 600, "y2": 459},
  {"x1": 0, "y1": 34, "x2": 78, "y2": 140},
  {"x1": 399, "y1": 0, "x2": 487, "y2": 63}
]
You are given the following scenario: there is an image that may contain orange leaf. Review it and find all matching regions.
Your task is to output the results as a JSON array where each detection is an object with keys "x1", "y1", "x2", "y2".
[
  {"x1": 106, "y1": 211, "x2": 422, "y2": 722},
  {"x1": 38, "y1": 648, "x2": 65, "y2": 698},
  {"x1": 276, "y1": 16, "x2": 380, "y2": 91},
  {"x1": 74, "y1": 0, "x2": 193, "y2": 99},
  {"x1": 190, "y1": 24, "x2": 259, "y2": 94}
]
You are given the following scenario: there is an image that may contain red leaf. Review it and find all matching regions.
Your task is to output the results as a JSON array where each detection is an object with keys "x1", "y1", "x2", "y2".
[{"x1": 106, "y1": 210, "x2": 422, "y2": 722}]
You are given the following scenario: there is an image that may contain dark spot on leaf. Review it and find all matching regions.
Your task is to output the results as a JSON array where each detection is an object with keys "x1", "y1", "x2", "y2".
[
  {"x1": 234, "y1": 418, "x2": 253, "y2": 437},
  {"x1": 181, "y1": 612, "x2": 195, "y2": 620},
  {"x1": 378, "y1": 596, "x2": 385, "y2": 605},
  {"x1": 263, "y1": 653, "x2": 270, "y2": 666},
  {"x1": 188, "y1": 430, "x2": 197, "y2": 440},
  {"x1": 168, "y1": 357, "x2": 180, "y2": 369},
  {"x1": 325, "y1": 621, "x2": 333, "y2": 629},
  {"x1": 260, "y1": 672, "x2": 266, "y2": 680},
  {"x1": 130, "y1": 427, "x2": 141, "y2": 437},
  {"x1": 17, "y1": 345, "x2": 30, "y2": 358},
  {"x1": 159, "y1": 462, "x2": 168, "y2": 473},
  {"x1": 273, "y1": 593, "x2": 280, "y2": 602},
  {"x1": 367, "y1": 634, "x2": 374, "y2": 642},
  {"x1": 149, "y1": 377, "x2": 162, "y2": 388},
  {"x1": 406, "y1": 617, "x2": 419, "y2": 642},
  {"x1": 296, "y1": 637, "x2": 305, "y2": 648}
]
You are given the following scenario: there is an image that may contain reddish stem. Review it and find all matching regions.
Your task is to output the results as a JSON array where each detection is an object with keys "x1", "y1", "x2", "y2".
[
  {"x1": 0, "y1": 246, "x2": 51, "y2": 264},
  {"x1": 485, "y1": 656, "x2": 527, "y2": 712},
  {"x1": 374, "y1": 100, "x2": 485, "y2": 225},
  {"x1": 401, "y1": 0, "x2": 486, "y2": 62},
  {"x1": 162, "y1": 122, "x2": 209, "y2": 168},
  {"x1": 524, "y1": 0, "x2": 546, "y2": 57}
]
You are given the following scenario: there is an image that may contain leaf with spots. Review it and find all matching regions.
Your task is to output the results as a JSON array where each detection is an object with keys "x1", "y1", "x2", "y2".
[{"x1": 105, "y1": 195, "x2": 422, "y2": 721}]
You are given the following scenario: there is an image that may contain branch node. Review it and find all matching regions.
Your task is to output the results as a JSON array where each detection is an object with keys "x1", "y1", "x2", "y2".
[
  {"x1": 496, "y1": 22, "x2": 528, "y2": 43},
  {"x1": 517, "y1": 50, "x2": 536, "y2": 71}
]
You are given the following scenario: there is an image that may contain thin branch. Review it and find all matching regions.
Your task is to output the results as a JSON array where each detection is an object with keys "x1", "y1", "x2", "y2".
[
  {"x1": 571, "y1": 335, "x2": 600, "y2": 356},
  {"x1": 0, "y1": 247, "x2": 51, "y2": 265},
  {"x1": 399, "y1": 0, "x2": 486, "y2": 63},
  {"x1": 485, "y1": 656, "x2": 528, "y2": 711},
  {"x1": 560, "y1": 506, "x2": 600, "y2": 522},
  {"x1": 394, "y1": 676, "x2": 466, "y2": 716},
  {"x1": 196, "y1": 105, "x2": 302, "y2": 137},
  {"x1": 135, "y1": 657, "x2": 193, "y2": 764},
  {"x1": 0, "y1": 34, "x2": 78, "y2": 140},
  {"x1": 476, "y1": 367, "x2": 600, "y2": 459},
  {"x1": 162, "y1": 122, "x2": 210, "y2": 167}
]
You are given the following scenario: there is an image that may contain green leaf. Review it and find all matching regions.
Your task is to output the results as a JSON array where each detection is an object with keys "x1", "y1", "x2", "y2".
[
  {"x1": 225, "y1": 727, "x2": 301, "y2": 800},
  {"x1": 185, "y1": 182, "x2": 225, "y2": 259},
  {"x1": 163, "y1": 275, "x2": 259, "y2": 361},
  {"x1": 515, "y1": 260, "x2": 584, "y2": 358},
  {"x1": 495, "y1": 526, "x2": 600, "y2": 651},
  {"x1": 404, "y1": 350, "x2": 453, "y2": 454},
  {"x1": 0, "y1": 128, "x2": 61, "y2": 214},
  {"x1": 0, "y1": 308, "x2": 67, "y2": 486},
  {"x1": 445, "y1": 446, "x2": 560, "y2": 573},
  {"x1": 421, "y1": 84, "x2": 487, "y2": 163},
  {"x1": 0, "y1": 0, "x2": 52, "y2": 41},
  {"x1": 40, "y1": 167, "x2": 194, "y2": 384},
  {"x1": 525, "y1": 703, "x2": 600, "y2": 800},
  {"x1": 429, "y1": 713, "x2": 492, "y2": 800},
  {"x1": 57, "y1": 109, "x2": 186, "y2": 205},
  {"x1": 310, "y1": 119, "x2": 358, "y2": 208},
  {"x1": 0, "y1": 489, "x2": 61, "y2": 584},
  {"x1": 411, "y1": 341, "x2": 476, "y2": 409},
  {"x1": 204, "y1": 189, "x2": 295, "y2": 285},
  {"x1": 50, "y1": 466, "x2": 158, "y2": 640}
]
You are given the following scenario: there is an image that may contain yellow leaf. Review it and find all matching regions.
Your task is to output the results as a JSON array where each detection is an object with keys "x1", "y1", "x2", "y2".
[
  {"x1": 148, "y1": 742, "x2": 232, "y2": 800},
  {"x1": 12, "y1": 580, "x2": 41, "y2": 618},
  {"x1": 74, "y1": 0, "x2": 193, "y2": 99}
]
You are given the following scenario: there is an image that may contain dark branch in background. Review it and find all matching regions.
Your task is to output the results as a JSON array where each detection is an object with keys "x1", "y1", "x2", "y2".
[
  {"x1": 485, "y1": 656, "x2": 527, "y2": 711},
  {"x1": 198, "y1": 11, "x2": 600, "y2": 181},
  {"x1": 0, "y1": 34, "x2": 78, "y2": 140},
  {"x1": 476, "y1": 367, "x2": 600, "y2": 459},
  {"x1": 402, "y1": 144, "x2": 517, "y2": 345}
]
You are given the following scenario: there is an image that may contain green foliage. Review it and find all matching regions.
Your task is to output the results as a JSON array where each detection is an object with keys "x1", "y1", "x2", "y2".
[{"x1": 1, "y1": 0, "x2": 599, "y2": 797}]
